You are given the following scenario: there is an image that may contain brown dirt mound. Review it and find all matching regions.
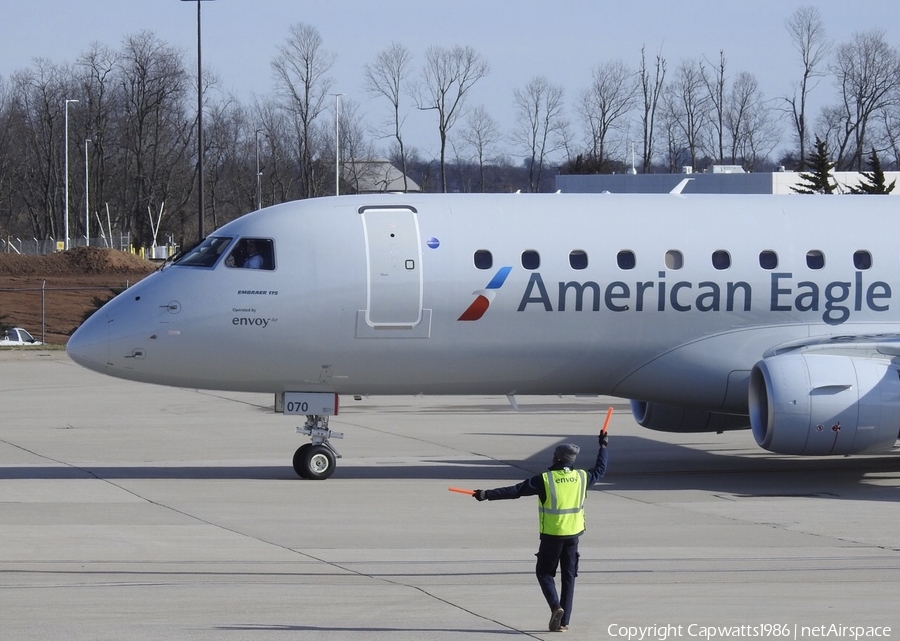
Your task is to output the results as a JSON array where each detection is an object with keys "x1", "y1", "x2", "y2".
[
  {"x1": 0, "y1": 248, "x2": 158, "y2": 345},
  {"x1": 0, "y1": 246, "x2": 156, "y2": 276}
]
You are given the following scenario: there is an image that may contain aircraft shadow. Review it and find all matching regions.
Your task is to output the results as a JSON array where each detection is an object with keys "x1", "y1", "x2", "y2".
[
  {"x1": 216, "y1": 624, "x2": 522, "y2": 635},
  {"x1": 1, "y1": 435, "x2": 897, "y2": 501},
  {"x1": 340, "y1": 400, "x2": 633, "y2": 415}
]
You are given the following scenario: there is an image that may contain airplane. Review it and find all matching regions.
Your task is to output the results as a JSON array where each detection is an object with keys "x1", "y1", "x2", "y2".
[{"x1": 66, "y1": 192, "x2": 900, "y2": 479}]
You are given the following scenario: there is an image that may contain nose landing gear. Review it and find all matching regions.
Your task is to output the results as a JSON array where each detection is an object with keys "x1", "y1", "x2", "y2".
[{"x1": 293, "y1": 416, "x2": 343, "y2": 480}]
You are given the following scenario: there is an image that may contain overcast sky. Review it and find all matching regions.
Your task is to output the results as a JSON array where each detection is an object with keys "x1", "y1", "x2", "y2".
[{"x1": 3, "y1": 1, "x2": 900, "y2": 161}]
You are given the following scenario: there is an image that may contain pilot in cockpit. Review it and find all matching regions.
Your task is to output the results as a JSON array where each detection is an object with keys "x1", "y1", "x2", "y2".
[
  {"x1": 225, "y1": 238, "x2": 272, "y2": 270},
  {"x1": 242, "y1": 240, "x2": 263, "y2": 269}
]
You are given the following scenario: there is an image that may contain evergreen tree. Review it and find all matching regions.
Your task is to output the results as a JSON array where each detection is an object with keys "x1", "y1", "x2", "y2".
[
  {"x1": 791, "y1": 137, "x2": 836, "y2": 194},
  {"x1": 849, "y1": 148, "x2": 896, "y2": 194}
]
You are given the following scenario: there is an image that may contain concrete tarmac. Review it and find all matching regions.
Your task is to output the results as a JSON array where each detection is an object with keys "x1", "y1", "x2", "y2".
[{"x1": 1, "y1": 350, "x2": 898, "y2": 640}]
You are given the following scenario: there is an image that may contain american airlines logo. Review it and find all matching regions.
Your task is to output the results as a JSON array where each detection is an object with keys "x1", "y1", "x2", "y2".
[
  {"x1": 458, "y1": 266, "x2": 513, "y2": 321},
  {"x1": 458, "y1": 268, "x2": 891, "y2": 326}
]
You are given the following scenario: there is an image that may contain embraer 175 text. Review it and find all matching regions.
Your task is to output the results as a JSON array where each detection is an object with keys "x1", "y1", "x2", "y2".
[{"x1": 67, "y1": 193, "x2": 900, "y2": 479}]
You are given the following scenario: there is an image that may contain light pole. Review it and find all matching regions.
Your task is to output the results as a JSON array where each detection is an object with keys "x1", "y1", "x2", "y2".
[
  {"x1": 182, "y1": 0, "x2": 215, "y2": 241},
  {"x1": 84, "y1": 139, "x2": 91, "y2": 247},
  {"x1": 64, "y1": 98, "x2": 79, "y2": 251},
  {"x1": 333, "y1": 93, "x2": 343, "y2": 196},
  {"x1": 255, "y1": 129, "x2": 262, "y2": 210}
]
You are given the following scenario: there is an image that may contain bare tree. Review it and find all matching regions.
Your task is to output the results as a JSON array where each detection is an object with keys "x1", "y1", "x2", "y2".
[
  {"x1": 578, "y1": 60, "x2": 638, "y2": 169},
  {"x1": 817, "y1": 104, "x2": 846, "y2": 160},
  {"x1": 114, "y1": 31, "x2": 193, "y2": 246},
  {"x1": 205, "y1": 94, "x2": 262, "y2": 228},
  {"x1": 725, "y1": 71, "x2": 755, "y2": 165},
  {"x1": 460, "y1": 105, "x2": 500, "y2": 192},
  {"x1": 333, "y1": 98, "x2": 377, "y2": 194},
  {"x1": 416, "y1": 45, "x2": 489, "y2": 192},
  {"x1": 740, "y1": 109, "x2": 782, "y2": 172},
  {"x1": 830, "y1": 30, "x2": 900, "y2": 170},
  {"x1": 701, "y1": 50, "x2": 727, "y2": 162},
  {"x1": 661, "y1": 100, "x2": 684, "y2": 173},
  {"x1": 513, "y1": 76, "x2": 566, "y2": 192},
  {"x1": 664, "y1": 59, "x2": 711, "y2": 171},
  {"x1": 76, "y1": 43, "x2": 117, "y2": 242},
  {"x1": 254, "y1": 96, "x2": 296, "y2": 206},
  {"x1": 639, "y1": 45, "x2": 666, "y2": 173},
  {"x1": 880, "y1": 107, "x2": 900, "y2": 169},
  {"x1": 726, "y1": 72, "x2": 781, "y2": 170},
  {"x1": 7, "y1": 59, "x2": 73, "y2": 239},
  {"x1": 782, "y1": 6, "x2": 830, "y2": 170},
  {"x1": 364, "y1": 42, "x2": 413, "y2": 191},
  {"x1": 271, "y1": 23, "x2": 335, "y2": 199},
  {"x1": 0, "y1": 77, "x2": 14, "y2": 234}
]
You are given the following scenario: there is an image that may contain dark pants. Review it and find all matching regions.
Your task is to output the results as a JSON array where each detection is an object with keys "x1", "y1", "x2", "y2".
[{"x1": 535, "y1": 535, "x2": 580, "y2": 626}]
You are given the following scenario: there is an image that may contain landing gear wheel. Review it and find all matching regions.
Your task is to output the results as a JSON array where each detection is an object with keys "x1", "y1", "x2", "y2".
[
  {"x1": 292, "y1": 415, "x2": 343, "y2": 479},
  {"x1": 301, "y1": 444, "x2": 336, "y2": 480},
  {"x1": 292, "y1": 443, "x2": 313, "y2": 478}
]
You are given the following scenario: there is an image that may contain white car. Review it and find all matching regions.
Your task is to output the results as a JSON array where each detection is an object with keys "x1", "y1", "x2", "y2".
[{"x1": 0, "y1": 327, "x2": 42, "y2": 346}]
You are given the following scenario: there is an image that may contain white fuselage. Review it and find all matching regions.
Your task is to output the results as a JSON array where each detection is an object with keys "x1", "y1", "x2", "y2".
[{"x1": 67, "y1": 193, "x2": 900, "y2": 417}]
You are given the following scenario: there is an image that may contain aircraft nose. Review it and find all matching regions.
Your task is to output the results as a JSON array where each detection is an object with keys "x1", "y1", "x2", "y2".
[{"x1": 66, "y1": 312, "x2": 110, "y2": 372}]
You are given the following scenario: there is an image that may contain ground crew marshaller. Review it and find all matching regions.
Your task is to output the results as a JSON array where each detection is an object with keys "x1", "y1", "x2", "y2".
[{"x1": 473, "y1": 433, "x2": 608, "y2": 632}]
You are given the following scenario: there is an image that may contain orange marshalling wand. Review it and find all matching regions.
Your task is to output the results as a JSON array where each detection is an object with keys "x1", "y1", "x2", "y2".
[
  {"x1": 601, "y1": 406, "x2": 613, "y2": 435},
  {"x1": 451, "y1": 410, "x2": 611, "y2": 497}
]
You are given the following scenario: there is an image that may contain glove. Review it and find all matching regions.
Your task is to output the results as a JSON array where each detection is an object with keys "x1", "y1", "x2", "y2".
[
  {"x1": 599, "y1": 432, "x2": 609, "y2": 448},
  {"x1": 473, "y1": 490, "x2": 487, "y2": 501}
]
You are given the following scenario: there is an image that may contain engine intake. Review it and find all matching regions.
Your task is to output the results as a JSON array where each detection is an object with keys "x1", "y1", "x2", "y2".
[{"x1": 749, "y1": 353, "x2": 900, "y2": 455}]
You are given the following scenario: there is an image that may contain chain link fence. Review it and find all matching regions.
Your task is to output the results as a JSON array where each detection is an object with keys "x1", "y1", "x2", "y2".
[
  {"x1": 1, "y1": 234, "x2": 133, "y2": 255},
  {"x1": 0, "y1": 282, "x2": 140, "y2": 346}
]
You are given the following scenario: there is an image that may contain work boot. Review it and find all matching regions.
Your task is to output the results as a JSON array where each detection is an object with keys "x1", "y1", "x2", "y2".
[{"x1": 549, "y1": 607, "x2": 564, "y2": 632}]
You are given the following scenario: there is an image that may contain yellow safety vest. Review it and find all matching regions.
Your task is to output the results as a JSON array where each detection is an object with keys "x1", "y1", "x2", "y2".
[{"x1": 539, "y1": 468, "x2": 587, "y2": 536}]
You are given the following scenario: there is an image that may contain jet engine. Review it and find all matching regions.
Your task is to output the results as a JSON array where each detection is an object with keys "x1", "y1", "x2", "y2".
[
  {"x1": 630, "y1": 400, "x2": 749, "y2": 433},
  {"x1": 749, "y1": 353, "x2": 900, "y2": 455}
]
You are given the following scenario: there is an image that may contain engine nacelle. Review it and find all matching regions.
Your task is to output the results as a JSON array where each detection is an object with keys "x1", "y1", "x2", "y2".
[
  {"x1": 749, "y1": 353, "x2": 900, "y2": 455},
  {"x1": 630, "y1": 400, "x2": 749, "y2": 433}
]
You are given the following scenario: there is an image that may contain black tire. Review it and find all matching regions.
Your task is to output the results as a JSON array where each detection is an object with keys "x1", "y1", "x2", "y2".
[
  {"x1": 301, "y1": 444, "x2": 336, "y2": 480},
  {"x1": 292, "y1": 443, "x2": 313, "y2": 478}
]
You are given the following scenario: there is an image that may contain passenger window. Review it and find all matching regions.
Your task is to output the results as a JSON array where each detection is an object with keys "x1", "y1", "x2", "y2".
[
  {"x1": 522, "y1": 250, "x2": 540, "y2": 270},
  {"x1": 853, "y1": 250, "x2": 872, "y2": 270},
  {"x1": 174, "y1": 236, "x2": 233, "y2": 267},
  {"x1": 759, "y1": 250, "x2": 778, "y2": 270},
  {"x1": 569, "y1": 250, "x2": 588, "y2": 270},
  {"x1": 806, "y1": 250, "x2": 825, "y2": 270},
  {"x1": 474, "y1": 250, "x2": 493, "y2": 270},
  {"x1": 712, "y1": 250, "x2": 731, "y2": 270},
  {"x1": 226, "y1": 238, "x2": 275, "y2": 270},
  {"x1": 665, "y1": 250, "x2": 683, "y2": 270},
  {"x1": 617, "y1": 250, "x2": 636, "y2": 270}
]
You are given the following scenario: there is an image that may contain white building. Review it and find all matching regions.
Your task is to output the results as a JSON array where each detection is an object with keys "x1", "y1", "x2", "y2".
[
  {"x1": 555, "y1": 167, "x2": 900, "y2": 195},
  {"x1": 342, "y1": 159, "x2": 420, "y2": 193}
]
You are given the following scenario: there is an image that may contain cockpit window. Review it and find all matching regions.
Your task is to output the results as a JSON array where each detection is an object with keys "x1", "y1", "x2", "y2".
[
  {"x1": 174, "y1": 236, "x2": 233, "y2": 267},
  {"x1": 225, "y1": 238, "x2": 275, "y2": 270}
]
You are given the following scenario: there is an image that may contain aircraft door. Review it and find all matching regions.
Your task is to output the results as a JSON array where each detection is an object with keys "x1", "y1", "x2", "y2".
[{"x1": 360, "y1": 206, "x2": 423, "y2": 328}]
